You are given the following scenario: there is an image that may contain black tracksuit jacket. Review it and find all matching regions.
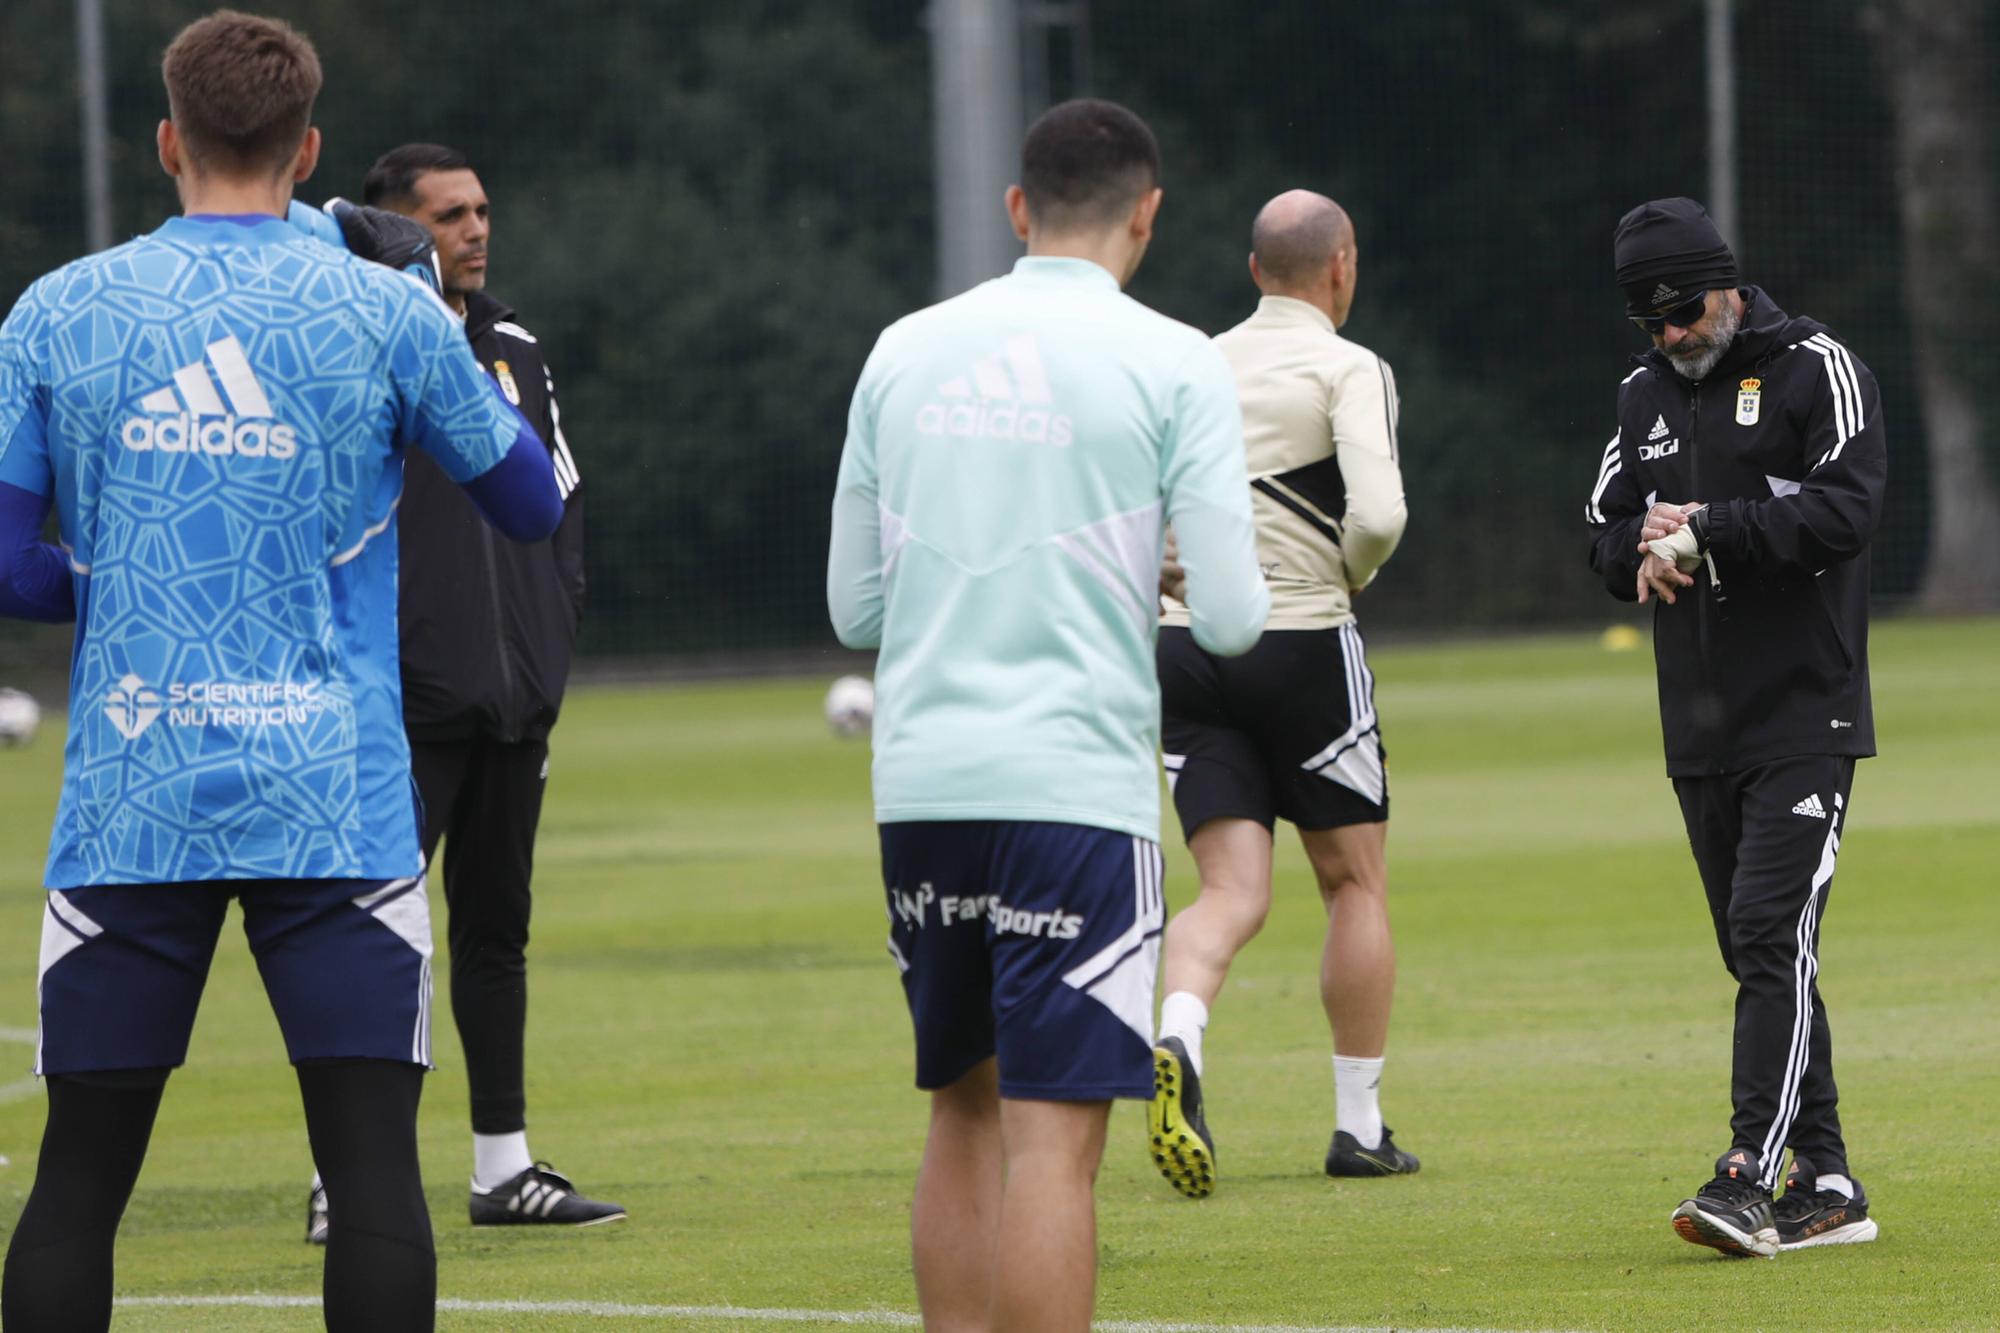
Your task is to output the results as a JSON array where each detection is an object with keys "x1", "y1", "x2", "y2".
[
  {"x1": 399, "y1": 290, "x2": 584, "y2": 744},
  {"x1": 1585, "y1": 287, "x2": 1886, "y2": 777}
]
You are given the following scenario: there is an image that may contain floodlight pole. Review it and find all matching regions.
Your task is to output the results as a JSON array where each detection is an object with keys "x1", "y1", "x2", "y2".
[
  {"x1": 928, "y1": 0, "x2": 1025, "y2": 298},
  {"x1": 1706, "y1": 0, "x2": 1739, "y2": 256},
  {"x1": 77, "y1": 0, "x2": 114, "y2": 253}
]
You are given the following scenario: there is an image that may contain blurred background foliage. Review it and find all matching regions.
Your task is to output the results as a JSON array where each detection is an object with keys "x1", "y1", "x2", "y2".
[{"x1": 2, "y1": 0, "x2": 1993, "y2": 671}]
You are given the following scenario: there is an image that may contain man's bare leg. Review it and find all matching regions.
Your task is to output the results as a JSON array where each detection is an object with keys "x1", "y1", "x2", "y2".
[
  {"x1": 1158, "y1": 817, "x2": 1274, "y2": 1067},
  {"x1": 1149, "y1": 818, "x2": 1271, "y2": 1195},
  {"x1": 1302, "y1": 819, "x2": 1416, "y2": 1172},
  {"x1": 991, "y1": 1096, "x2": 1110, "y2": 1333},
  {"x1": 1300, "y1": 820, "x2": 1391, "y2": 1057},
  {"x1": 912, "y1": 1058, "x2": 1002, "y2": 1332}
]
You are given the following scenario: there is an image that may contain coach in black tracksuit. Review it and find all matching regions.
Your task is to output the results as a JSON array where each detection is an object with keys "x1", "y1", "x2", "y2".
[
  {"x1": 401, "y1": 292, "x2": 585, "y2": 1157},
  {"x1": 1586, "y1": 198, "x2": 1883, "y2": 1258},
  {"x1": 349, "y1": 144, "x2": 621, "y2": 1229}
]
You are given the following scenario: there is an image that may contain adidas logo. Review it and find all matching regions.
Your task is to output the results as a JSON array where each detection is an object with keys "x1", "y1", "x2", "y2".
[
  {"x1": 1791, "y1": 794, "x2": 1829, "y2": 819},
  {"x1": 119, "y1": 336, "x2": 298, "y2": 459},
  {"x1": 914, "y1": 334, "x2": 1073, "y2": 447},
  {"x1": 509, "y1": 1175, "x2": 570, "y2": 1219},
  {"x1": 1650, "y1": 282, "x2": 1680, "y2": 308},
  {"x1": 1638, "y1": 416, "x2": 1678, "y2": 460}
]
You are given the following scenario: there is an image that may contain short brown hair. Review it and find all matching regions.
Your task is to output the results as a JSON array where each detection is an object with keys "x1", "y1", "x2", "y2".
[
  {"x1": 1020, "y1": 99, "x2": 1160, "y2": 230},
  {"x1": 162, "y1": 10, "x2": 323, "y2": 178}
]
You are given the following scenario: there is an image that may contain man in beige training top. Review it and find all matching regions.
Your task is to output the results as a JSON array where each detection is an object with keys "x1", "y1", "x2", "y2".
[{"x1": 1149, "y1": 190, "x2": 1415, "y2": 1196}]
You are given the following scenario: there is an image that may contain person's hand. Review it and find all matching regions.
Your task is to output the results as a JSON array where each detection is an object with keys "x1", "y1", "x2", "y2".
[
  {"x1": 324, "y1": 198, "x2": 443, "y2": 295},
  {"x1": 1637, "y1": 550, "x2": 1694, "y2": 605},
  {"x1": 1647, "y1": 524, "x2": 1703, "y2": 572},
  {"x1": 1159, "y1": 530, "x2": 1186, "y2": 603},
  {"x1": 1638, "y1": 500, "x2": 1701, "y2": 547}
]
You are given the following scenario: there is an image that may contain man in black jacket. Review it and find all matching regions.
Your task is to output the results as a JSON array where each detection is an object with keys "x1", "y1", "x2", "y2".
[
  {"x1": 304, "y1": 143, "x2": 619, "y2": 1238},
  {"x1": 1586, "y1": 198, "x2": 1883, "y2": 1259}
]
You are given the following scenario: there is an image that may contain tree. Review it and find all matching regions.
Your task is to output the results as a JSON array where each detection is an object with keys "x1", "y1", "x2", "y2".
[{"x1": 1866, "y1": 0, "x2": 2000, "y2": 610}]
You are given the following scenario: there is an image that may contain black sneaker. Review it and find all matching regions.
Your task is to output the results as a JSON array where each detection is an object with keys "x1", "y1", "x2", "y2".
[
  {"x1": 1147, "y1": 1037, "x2": 1216, "y2": 1198},
  {"x1": 1325, "y1": 1126, "x2": 1420, "y2": 1177},
  {"x1": 305, "y1": 1179, "x2": 329, "y2": 1246},
  {"x1": 1774, "y1": 1155, "x2": 1878, "y2": 1250},
  {"x1": 1671, "y1": 1149, "x2": 1778, "y2": 1258},
  {"x1": 469, "y1": 1163, "x2": 627, "y2": 1227}
]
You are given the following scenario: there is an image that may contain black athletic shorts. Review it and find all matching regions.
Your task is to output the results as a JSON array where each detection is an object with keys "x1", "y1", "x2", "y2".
[{"x1": 1157, "y1": 623, "x2": 1387, "y2": 838}]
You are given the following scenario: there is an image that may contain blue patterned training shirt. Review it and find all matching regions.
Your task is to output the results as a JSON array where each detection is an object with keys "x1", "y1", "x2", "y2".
[{"x1": 0, "y1": 214, "x2": 516, "y2": 887}]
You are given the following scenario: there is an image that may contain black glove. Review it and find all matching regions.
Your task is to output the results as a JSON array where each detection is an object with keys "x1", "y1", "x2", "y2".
[{"x1": 324, "y1": 198, "x2": 443, "y2": 295}]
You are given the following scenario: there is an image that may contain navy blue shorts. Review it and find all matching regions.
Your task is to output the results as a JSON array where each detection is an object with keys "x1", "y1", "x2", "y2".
[
  {"x1": 36, "y1": 876, "x2": 434, "y2": 1075},
  {"x1": 881, "y1": 821, "x2": 1163, "y2": 1102}
]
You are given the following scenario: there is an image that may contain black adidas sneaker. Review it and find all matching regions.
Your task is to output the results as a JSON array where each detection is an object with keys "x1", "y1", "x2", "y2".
[
  {"x1": 1671, "y1": 1149, "x2": 1778, "y2": 1258},
  {"x1": 469, "y1": 1163, "x2": 627, "y2": 1227},
  {"x1": 1324, "y1": 1125, "x2": 1420, "y2": 1177},
  {"x1": 1774, "y1": 1155, "x2": 1878, "y2": 1249},
  {"x1": 305, "y1": 1179, "x2": 329, "y2": 1245},
  {"x1": 1147, "y1": 1037, "x2": 1216, "y2": 1198}
]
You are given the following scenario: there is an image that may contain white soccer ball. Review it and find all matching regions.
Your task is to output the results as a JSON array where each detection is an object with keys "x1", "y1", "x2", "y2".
[
  {"x1": 0, "y1": 688, "x2": 42, "y2": 747},
  {"x1": 824, "y1": 675, "x2": 875, "y2": 739}
]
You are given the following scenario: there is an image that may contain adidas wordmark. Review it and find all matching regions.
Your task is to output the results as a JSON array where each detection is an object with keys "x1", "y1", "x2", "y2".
[
  {"x1": 914, "y1": 334, "x2": 1074, "y2": 446},
  {"x1": 120, "y1": 336, "x2": 297, "y2": 458},
  {"x1": 1791, "y1": 794, "x2": 1829, "y2": 819}
]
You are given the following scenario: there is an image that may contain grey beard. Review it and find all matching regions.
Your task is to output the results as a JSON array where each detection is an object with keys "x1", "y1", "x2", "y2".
[{"x1": 1665, "y1": 299, "x2": 1742, "y2": 381}]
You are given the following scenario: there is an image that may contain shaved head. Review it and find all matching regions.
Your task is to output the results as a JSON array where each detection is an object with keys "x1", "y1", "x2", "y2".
[{"x1": 1250, "y1": 190, "x2": 1354, "y2": 290}]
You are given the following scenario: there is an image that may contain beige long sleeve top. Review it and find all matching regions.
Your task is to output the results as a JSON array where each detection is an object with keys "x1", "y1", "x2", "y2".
[{"x1": 1162, "y1": 295, "x2": 1407, "y2": 631}]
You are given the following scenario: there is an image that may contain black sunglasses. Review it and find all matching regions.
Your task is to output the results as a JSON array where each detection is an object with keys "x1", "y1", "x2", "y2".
[{"x1": 1630, "y1": 291, "x2": 1709, "y2": 335}]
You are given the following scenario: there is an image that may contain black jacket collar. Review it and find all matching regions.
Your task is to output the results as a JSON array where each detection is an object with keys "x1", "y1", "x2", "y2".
[{"x1": 462, "y1": 289, "x2": 518, "y2": 343}]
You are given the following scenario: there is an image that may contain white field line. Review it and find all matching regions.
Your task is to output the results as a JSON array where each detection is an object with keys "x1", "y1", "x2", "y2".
[{"x1": 115, "y1": 1295, "x2": 1579, "y2": 1333}]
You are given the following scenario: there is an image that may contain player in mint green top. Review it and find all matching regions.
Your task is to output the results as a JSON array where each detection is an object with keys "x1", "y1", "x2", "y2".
[
  {"x1": 828, "y1": 176, "x2": 1265, "y2": 845},
  {"x1": 827, "y1": 99, "x2": 1266, "y2": 1332}
]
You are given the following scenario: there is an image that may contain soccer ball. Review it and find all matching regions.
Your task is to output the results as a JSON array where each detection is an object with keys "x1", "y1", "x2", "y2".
[
  {"x1": 824, "y1": 675, "x2": 874, "y2": 739},
  {"x1": 0, "y1": 688, "x2": 42, "y2": 747}
]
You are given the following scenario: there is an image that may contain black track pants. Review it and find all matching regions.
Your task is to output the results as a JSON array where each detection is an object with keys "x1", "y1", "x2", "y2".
[
  {"x1": 410, "y1": 736, "x2": 549, "y2": 1135},
  {"x1": 1673, "y1": 754, "x2": 1855, "y2": 1190}
]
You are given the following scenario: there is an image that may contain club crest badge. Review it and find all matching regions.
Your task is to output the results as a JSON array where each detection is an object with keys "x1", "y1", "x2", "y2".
[
  {"x1": 493, "y1": 359, "x2": 522, "y2": 406},
  {"x1": 1736, "y1": 377, "x2": 1761, "y2": 426}
]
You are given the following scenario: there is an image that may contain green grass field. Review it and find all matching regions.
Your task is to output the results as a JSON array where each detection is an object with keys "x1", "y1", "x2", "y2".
[{"x1": 1, "y1": 617, "x2": 1996, "y2": 1331}]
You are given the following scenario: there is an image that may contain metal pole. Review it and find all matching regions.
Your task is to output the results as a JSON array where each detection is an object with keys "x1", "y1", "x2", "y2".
[
  {"x1": 77, "y1": 0, "x2": 114, "y2": 253},
  {"x1": 928, "y1": 0, "x2": 1024, "y2": 298},
  {"x1": 1705, "y1": 0, "x2": 1739, "y2": 255}
]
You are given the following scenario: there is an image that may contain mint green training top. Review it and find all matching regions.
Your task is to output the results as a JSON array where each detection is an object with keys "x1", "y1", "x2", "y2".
[{"x1": 828, "y1": 256, "x2": 1269, "y2": 840}]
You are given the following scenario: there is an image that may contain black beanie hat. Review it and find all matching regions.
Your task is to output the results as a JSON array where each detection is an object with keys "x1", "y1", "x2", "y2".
[{"x1": 1613, "y1": 197, "x2": 1738, "y2": 315}]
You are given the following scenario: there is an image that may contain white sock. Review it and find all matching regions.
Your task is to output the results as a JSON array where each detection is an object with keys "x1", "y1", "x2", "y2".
[
  {"x1": 1333, "y1": 1054, "x2": 1385, "y2": 1149},
  {"x1": 1158, "y1": 991, "x2": 1210, "y2": 1077},
  {"x1": 1815, "y1": 1172, "x2": 1855, "y2": 1200},
  {"x1": 472, "y1": 1131, "x2": 534, "y2": 1192}
]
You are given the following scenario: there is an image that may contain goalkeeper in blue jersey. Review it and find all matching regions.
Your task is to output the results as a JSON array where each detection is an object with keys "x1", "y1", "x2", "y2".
[
  {"x1": 828, "y1": 99, "x2": 1269, "y2": 1331},
  {"x1": 0, "y1": 13, "x2": 559, "y2": 1331}
]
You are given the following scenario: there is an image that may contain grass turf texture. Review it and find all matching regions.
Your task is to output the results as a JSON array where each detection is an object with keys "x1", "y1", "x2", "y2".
[{"x1": 0, "y1": 617, "x2": 1995, "y2": 1331}]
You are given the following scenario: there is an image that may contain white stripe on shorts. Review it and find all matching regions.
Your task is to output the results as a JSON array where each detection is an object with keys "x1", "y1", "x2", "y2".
[
  {"x1": 352, "y1": 877, "x2": 435, "y2": 1067},
  {"x1": 1297, "y1": 623, "x2": 1386, "y2": 806},
  {"x1": 36, "y1": 893, "x2": 107, "y2": 1075},
  {"x1": 1059, "y1": 839, "x2": 1164, "y2": 1045}
]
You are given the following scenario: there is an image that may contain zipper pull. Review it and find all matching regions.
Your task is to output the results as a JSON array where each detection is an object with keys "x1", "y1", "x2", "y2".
[{"x1": 1704, "y1": 550, "x2": 1725, "y2": 602}]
